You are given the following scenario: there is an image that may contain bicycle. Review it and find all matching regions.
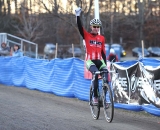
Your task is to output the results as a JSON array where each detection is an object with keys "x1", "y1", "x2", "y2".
[{"x1": 89, "y1": 68, "x2": 115, "y2": 123}]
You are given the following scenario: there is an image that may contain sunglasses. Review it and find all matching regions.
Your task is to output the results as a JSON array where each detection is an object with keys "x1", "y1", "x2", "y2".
[{"x1": 93, "y1": 26, "x2": 100, "y2": 28}]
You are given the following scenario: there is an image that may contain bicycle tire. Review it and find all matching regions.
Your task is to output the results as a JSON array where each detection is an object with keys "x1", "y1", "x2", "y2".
[
  {"x1": 89, "y1": 85, "x2": 100, "y2": 120},
  {"x1": 102, "y1": 83, "x2": 114, "y2": 123}
]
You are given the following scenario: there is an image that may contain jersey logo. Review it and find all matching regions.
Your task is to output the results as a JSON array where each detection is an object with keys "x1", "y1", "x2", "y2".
[{"x1": 90, "y1": 40, "x2": 102, "y2": 46}]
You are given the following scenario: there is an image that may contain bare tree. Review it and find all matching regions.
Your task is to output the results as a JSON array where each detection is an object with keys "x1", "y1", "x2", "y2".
[
  {"x1": 39, "y1": 0, "x2": 79, "y2": 32},
  {"x1": 0, "y1": 0, "x2": 12, "y2": 33},
  {"x1": 98, "y1": 0, "x2": 160, "y2": 48},
  {"x1": 7, "y1": 0, "x2": 11, "y2": 15},
  {"x1": 0, "y1": 0, "x2": 3, "y2": 15},
  {"x1": 12, "y1": 1, "x2": 44, "y2": 42},
  {"x1": 14, "y1": 0, "x2": 18, "y2": 14},
  {"x1": 144, "y1": 20, "x2": 160, "y2": 47}
]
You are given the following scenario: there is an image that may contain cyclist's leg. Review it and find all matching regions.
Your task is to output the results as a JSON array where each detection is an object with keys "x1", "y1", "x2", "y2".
[
  {"x1": 86, "y1": 60, "x2": 99, "y2": 99},
  {"x1": 99, "y1": 59, "x2": 108, "y2": 83},
  {"x1": 89, "y1": 65, "x2": 99, "y2": 98}
]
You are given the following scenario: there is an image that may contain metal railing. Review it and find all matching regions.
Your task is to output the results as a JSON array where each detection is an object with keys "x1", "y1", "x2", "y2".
[{"x1": 0, "y1": 33, "x2": 38, "y2": 58}]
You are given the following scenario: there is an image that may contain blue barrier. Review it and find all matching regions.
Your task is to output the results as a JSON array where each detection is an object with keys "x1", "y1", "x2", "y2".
[
  {"x1": 142, "y1": 104, "x2": 160, "y2": 116},
  {"x1": 0, "y1": 56, "x2": 160, "y2": 117}
]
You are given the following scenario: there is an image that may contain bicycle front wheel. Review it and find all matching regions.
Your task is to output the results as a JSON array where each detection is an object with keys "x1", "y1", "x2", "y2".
[
  {"x1": 102, "y1": 83, "x2": 114, "y2": 123},
  {"x1": 89, "y1": 85, "x2": 100, "y2": 120}
]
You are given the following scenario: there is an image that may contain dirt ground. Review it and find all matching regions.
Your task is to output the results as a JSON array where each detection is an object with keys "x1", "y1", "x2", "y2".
[{"x1": 0, "y1": 84, "x2": 159, "y2": 130}]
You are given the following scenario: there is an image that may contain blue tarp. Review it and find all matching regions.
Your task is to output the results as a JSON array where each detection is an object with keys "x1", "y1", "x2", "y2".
[{"x1": 0, "y1": 56, "x2": 160, "y2": 117}]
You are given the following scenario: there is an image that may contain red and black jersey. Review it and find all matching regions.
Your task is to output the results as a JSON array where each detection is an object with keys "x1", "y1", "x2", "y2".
[
  {"x1": 77, "y1": 16, "x2": 106, "y2": 63},
  {"x1": 83, "y1": 28, "x2": 106, "y2": 60}
]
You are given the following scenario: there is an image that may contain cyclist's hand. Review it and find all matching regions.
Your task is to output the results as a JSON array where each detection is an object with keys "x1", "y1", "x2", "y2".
[{"x1": 75, "y1": 7, "x2": 82, "y2": 16}]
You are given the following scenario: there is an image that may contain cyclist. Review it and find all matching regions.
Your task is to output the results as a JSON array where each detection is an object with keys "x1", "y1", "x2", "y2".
[
  {"x1": 107, "y1": 48, "x2": 118, "y2": 62},
  {"x1": 75, "y1": 7, "x2": 108, "y2": 104}
]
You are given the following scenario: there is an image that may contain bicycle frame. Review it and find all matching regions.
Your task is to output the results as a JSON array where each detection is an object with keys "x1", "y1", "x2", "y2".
[{"x1": 91, "y1": 70, "x2": 108, "y2": 105}]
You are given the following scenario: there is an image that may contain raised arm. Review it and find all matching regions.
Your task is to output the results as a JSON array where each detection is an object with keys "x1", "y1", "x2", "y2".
[
  {"x1": 75, "y1": 7, "x2": 84, "y2": 39},
  {"x1": 77, "y1": 16, "x2": 84, "y2": 39}
]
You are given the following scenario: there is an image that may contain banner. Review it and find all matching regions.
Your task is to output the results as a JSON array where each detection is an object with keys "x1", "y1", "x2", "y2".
[{"x1": 111, "y1": 61, "x2": 160, "y2": 108}]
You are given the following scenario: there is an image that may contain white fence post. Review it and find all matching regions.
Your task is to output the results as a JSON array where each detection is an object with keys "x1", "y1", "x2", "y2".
[
  {"x1": 72, "y1": 44, "x2": 75, "y2": 57},
  {"x1": 141, "y1": 40, "x2": 144, "y2": 58},
  {"x1": 21, "y1": 40, "x2": 23, "y2": 51},
  {"x1": 55, "y1": 43, "x2": 58, "y2": 58},
  {"x1": 0, "y1": 33, "x2": 7, "y2": 46},
  {"x1": 35, "y1": 44, "x2": 38, "y2": 59}
]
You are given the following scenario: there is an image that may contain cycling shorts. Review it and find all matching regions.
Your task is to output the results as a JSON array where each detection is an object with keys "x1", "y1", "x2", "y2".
[{"x1": 86, "y1": 59, "x2": 106, "y2": 70}]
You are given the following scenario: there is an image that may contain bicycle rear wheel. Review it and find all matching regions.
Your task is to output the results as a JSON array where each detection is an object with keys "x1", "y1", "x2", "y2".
[
  {"x1": 102, "y1": 83, "x2": 114, "y2": 123},
  {"x1": 89, "y1": 85, "x2": 100, "y2": 120}
]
